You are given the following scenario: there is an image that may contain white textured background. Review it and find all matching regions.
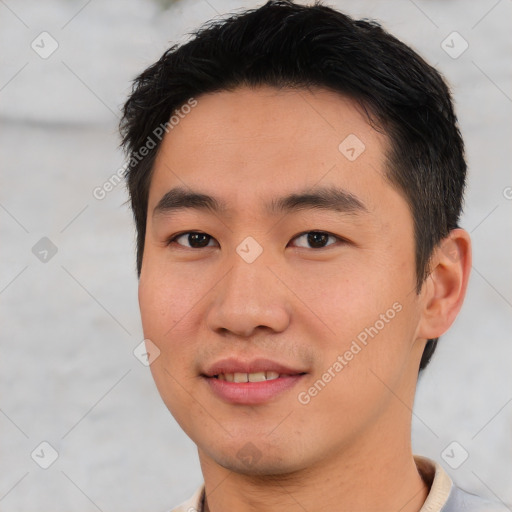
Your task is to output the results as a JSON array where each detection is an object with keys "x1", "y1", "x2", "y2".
[{"x1": 1, "y1": 0, "x2": 511, "y2": 510}]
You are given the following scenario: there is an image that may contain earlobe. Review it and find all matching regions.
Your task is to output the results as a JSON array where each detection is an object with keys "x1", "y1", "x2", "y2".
[{"x1": 417, "y1": 229, "x2": 472, "y2": 340}]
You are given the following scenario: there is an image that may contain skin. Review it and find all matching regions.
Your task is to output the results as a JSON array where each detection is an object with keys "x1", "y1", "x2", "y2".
[{"x1": 138, "y1": 86, "x2": 471, "y2": 512}]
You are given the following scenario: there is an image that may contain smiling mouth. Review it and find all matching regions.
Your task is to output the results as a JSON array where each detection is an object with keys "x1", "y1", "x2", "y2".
[
  {"x1": 213, "y1": 371, "x2": 286, "y2": 382},
  {"x1": 204, "y1": 371, "x2": 307, "y2": 405}
]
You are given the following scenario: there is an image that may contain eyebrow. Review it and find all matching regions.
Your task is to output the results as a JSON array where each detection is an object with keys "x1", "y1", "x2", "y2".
[
  {"x1": 153, "y1": 185, "x2": 368, "y2": 218},
  {"x1": 153, "y1": 187, "x2": 225, "y2": 217},
  {"x1": 268, "y1": 186, "x2": 368, "y2": 215}
]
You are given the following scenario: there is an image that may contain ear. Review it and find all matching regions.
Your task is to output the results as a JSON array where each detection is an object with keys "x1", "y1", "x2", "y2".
[{"x1": 417, "y1": 228, "x2": 472, "y2": 340}]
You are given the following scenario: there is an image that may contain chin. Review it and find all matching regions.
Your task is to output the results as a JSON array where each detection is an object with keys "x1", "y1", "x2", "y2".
[
  {"x1": 217, "y1": 455, "x2": 302, "y2": 477},
  {"x1": 201, "y1": 439, "x2": 310, "y2": 477}
]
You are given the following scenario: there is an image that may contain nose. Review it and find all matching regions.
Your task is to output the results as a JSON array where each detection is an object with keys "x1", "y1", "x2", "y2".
[{"x1": 205, "y1": 253, "x2": 291, "y2": 338}]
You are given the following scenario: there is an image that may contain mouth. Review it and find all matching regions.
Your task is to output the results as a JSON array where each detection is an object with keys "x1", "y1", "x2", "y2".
[
  {"x1": 213, "y1": 371, "x2": 283, "y2": 382},
  {"x1": 202, "y1": 358, "x2": 307, "y2": 405}
]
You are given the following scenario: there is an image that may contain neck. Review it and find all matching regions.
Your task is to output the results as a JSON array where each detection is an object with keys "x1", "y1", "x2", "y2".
[{"x1": 199, "y1": 421, "x2": 429, "y2": 512}]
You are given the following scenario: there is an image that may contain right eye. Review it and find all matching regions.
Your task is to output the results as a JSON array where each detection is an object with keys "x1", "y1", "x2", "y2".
[{"x1": 167, "y1": 231, "x2": 218, "y2": 249}]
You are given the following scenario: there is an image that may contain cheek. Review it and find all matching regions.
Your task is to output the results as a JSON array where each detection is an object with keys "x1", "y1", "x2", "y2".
[
  {"x1": 138, "y1": 262, "x2": 204, "y2": 337},
  {"x1": 139, "y1": 270, "x2": 203, "y2": 426},
  {"x1": 291, "y1": 261, "x2": 394, "y2": 339},
  {"x1": 299, "y1": 260, "x2": 419, "y2": 378},
  {"x1": 298, "y1": 302, "x2": 419, "y2": 433},
  {"x1": 138, "y1": 268, "x2": 204, "y2": 403}
]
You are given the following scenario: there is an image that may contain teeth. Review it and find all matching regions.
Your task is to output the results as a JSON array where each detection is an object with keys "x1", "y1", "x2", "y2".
[
  {"x1": 216, "y1": 371, "x2": 281, "y2": 382},
  {"x1": 248, "y1": 372, "x2": 266, "y2": 382}
]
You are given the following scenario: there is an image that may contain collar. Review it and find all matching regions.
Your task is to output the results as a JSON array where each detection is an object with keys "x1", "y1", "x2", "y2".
[
  {"x1": 415, "y1": 455, "x2": 453, "y2": 512},
  {"x1": 171, "y1": 455, "x2": 454, "y2": 512}
]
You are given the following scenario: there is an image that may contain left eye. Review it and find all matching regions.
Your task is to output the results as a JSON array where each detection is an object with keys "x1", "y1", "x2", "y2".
[{"x1": 290, "y1": 231, "x2": 340, "y2": 249}]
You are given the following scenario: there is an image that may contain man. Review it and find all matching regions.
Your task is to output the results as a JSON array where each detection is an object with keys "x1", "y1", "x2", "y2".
[{"x1": 120, "y1": 1, "x2": 506, "y2": 511}]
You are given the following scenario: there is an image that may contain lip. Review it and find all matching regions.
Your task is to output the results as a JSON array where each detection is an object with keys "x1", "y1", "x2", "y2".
[
  {"x1": 202, "y1": 357, "x2": 307, "y2": 405},
  {"x1": 203, "y1": 357, "x2": 305, "y2": 377}
]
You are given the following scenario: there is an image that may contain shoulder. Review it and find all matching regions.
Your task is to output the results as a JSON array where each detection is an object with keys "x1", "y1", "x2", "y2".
[
  {"x1": 414, "y1": 455, "x2": 508, "y2": 512},
  {"x1": 443, "y1": 485, "x2": 509, "y2": 512}
]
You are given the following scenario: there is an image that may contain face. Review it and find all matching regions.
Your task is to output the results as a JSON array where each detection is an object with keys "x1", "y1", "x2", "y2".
[{"x1": 139, "y1": 86, "x2": 427, "y2": 475}]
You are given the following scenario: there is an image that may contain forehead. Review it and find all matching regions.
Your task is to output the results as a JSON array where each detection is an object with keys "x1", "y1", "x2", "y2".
[{"x1": 149, "y1": 86, "x2": 393, "y2": 214}]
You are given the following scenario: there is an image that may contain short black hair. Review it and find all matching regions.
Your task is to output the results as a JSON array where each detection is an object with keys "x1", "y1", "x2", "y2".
[{"x1": 120, "y1": 0, "x2": 466, "y2": 371}]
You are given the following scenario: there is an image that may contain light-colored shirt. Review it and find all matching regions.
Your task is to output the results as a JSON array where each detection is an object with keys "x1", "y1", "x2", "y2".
[{"x1": 170, "y1": 455, "x2": 508, "y2": 512}]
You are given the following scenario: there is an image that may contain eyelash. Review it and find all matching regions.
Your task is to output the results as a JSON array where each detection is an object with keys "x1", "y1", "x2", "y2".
[{"x1": 165, "y1": 230, "x2": 346, "y2": 250}]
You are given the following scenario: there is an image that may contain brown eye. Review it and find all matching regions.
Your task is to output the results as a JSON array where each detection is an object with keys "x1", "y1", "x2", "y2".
[
  {"x1": 188, "y1": 233, "x2": 211, "y2": 248},
  {"x1": 307, "y1": 232, "x2": 329, "y2": 248},
  {"x1": 292, "y1": 231, "x2": 338, "y2": 249},
  {"x1": 171, "y1": 232, "x2": 216, "y2": 248}
]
